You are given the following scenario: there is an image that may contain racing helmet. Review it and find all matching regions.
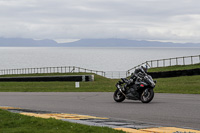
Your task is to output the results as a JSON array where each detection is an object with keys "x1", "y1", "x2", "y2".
[{"x1": 141, "y1": 64, "x2": 149, "y2": 73}]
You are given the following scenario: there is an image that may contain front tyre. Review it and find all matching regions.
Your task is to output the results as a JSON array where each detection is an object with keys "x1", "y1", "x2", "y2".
[
  {"x1": 140, "y1": 89, "x2": 154, "y2": 103},
  {"x1": 113, "y1": 89, "x2": 125, "y2": 102}
]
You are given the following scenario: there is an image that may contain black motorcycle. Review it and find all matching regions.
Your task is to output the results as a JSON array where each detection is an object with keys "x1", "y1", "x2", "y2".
[{"x1": 113, "y1": 72, "x2": 156, "y2": 103}]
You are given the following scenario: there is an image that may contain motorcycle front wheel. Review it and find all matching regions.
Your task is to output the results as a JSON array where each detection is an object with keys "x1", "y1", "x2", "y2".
[
  {"x1": 140, "y1": 89, "x2": 154, "y2": 103},
  {"x1": 113, "y1": 89, "x2": 125, "y2": 102}
]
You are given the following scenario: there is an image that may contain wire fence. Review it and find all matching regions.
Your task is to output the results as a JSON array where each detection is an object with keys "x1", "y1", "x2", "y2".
[
  {"x1": 126, "y1": 54, "x2": 200, "y2": 77},
  {"x1": 0, "y1": 66, "x2": 105, "y2": 77}
]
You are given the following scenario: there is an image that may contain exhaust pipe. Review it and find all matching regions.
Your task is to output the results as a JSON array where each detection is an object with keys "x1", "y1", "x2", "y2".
[{"x1": 116, "y1": 84, "x2": 126, "y2": 97}]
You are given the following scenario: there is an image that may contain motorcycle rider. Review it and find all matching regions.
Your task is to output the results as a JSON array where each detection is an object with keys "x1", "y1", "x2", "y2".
[{"x1": 122, "y1": 65, "x2": 149, "y2": 91}]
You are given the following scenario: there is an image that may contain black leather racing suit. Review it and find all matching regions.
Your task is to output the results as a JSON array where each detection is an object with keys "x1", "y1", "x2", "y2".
[{"x1": 123, "y1": 67, "x2": 147, "y2": 90}]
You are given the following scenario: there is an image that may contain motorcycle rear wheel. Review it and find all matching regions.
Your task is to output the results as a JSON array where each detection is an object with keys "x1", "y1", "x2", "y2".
[
  {"x1": 140, "y1": 89, "x2": 154, "y2": 103},
  {"x1": 113, "y1": 89, "x2": 125, "y2": 102}
]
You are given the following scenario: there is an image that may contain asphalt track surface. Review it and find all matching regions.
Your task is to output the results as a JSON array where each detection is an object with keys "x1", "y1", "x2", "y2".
[{"x1": 0, "y1": 92, "x2": 199, "y2": 130}]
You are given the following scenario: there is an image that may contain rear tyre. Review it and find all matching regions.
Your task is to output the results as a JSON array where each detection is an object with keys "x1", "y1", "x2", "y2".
[
  {"x1": 140, "y1": 89, "x2": 154, "y2": 103},
  {"x1": 113, "y1": 89, "x2": 125, "y2": 102}
]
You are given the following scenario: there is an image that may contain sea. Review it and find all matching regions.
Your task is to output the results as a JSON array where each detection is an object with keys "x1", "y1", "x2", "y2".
[{"x1": 0, "y1": 47, "x2": 200, "y2": 72}]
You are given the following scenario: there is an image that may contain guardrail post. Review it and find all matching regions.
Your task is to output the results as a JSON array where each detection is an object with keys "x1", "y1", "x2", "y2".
[
  {"x1": 72, "y1": 66, "x2": 75, "y2": 73},
  {"x1": 64, "y1": 66, "x2": 66, "y2": 73},
  {"x1": 176, "y1": 58, "x2": 178, "y2": 65},
  {"x1": 191, "y1": 56, "x2": 193, "y2": 64},
  {"x1": 198, "y1": 55, "x2": 200, "y2": 63},
  {"x1": 163, "y1": 59, "x2": 165, "y2": 67},
  {"x1": 199, "y1": 55, "x2": 200, "y2": 63},
  {"x1": 157, "y1": 60, "x2": 159, "y2": 67}
]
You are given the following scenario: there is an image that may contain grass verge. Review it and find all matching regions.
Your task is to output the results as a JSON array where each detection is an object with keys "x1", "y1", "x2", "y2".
[
  {"x1": 0, "y1": 72, "x2": 200, "y2": 94},
  {"x1": 0, "y1": 109, "x2": 124, "y2": 133},
  {"x1": 0, "y1": 73, "x2": 118, "y2": 92},
  {"x1": 154, "y1": 75, "x2": 200, "y2": 94}
]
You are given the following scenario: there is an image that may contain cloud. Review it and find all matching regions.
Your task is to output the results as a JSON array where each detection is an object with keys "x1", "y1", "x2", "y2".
[{"x1": 0, "y1": 0, "x2": 200, "y2": 43}]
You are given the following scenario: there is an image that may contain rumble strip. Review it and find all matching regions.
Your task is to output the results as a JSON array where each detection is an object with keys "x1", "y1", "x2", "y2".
[{"x1": 1, "y1": 106, "x2": 200, "y2": 133}]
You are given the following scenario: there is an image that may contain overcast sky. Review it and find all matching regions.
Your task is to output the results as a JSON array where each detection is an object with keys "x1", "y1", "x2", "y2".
[{"x1": 0, "y1": 0, "x2": 200, "y2": 43}]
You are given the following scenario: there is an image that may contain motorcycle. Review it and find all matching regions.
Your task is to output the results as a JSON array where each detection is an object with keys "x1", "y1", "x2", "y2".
[{"x1": 113, "y1": 72, "x2": 156, "y2": 103}]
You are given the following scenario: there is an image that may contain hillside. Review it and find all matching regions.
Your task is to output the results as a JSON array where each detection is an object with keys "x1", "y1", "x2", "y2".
[
  {"x1": 0, "y1": 37, "x2": 57, "y2": 47},
  {"x1": 0, "y1": 37, "x2": 200, "y2": 47},
  {"x1": 60, "y1": 38, "x2": 200, "y2": 47}
]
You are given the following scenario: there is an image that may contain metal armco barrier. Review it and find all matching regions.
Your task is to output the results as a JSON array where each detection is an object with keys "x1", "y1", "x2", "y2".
[
  {"x1": 148, "y1": 68, "x2": 200, "y2": 78},
  {"x1": 0, "y1": 75, "x2": 94, "y2": 82}
]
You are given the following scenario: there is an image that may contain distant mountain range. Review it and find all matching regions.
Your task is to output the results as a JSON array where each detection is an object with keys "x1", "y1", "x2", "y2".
[
  {"x1": 0, "y1": 37, "x2": 200, "y2": 47},
  {"x1": 0, "y1": 37, "x2": 57, "y2": 47}
]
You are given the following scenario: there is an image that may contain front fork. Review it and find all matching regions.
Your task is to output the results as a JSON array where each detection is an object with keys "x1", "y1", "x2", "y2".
[{"x1": 143, "y1": 88, "x2": 149, "y2": 97}]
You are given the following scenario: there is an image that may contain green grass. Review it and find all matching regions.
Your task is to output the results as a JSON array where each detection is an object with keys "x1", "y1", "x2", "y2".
[
  {"x1": 0, "y1": 73, "x2": 118, "y2": 92},
  {"x1": 0, "y1": 109, "x2": 124, "y2": 133},
  {"x1": 0, "y1": 71, "x2": 200, "y2": 94},
  {"x1": 154, "y1": 75, "x2": 200, "y2": 94},
  {"x1": 147, "y1": 63, "x2": 200, "y2": 94},
  {"x1": 148, "y1": 63, "x2": 200, "y2": 72}
]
